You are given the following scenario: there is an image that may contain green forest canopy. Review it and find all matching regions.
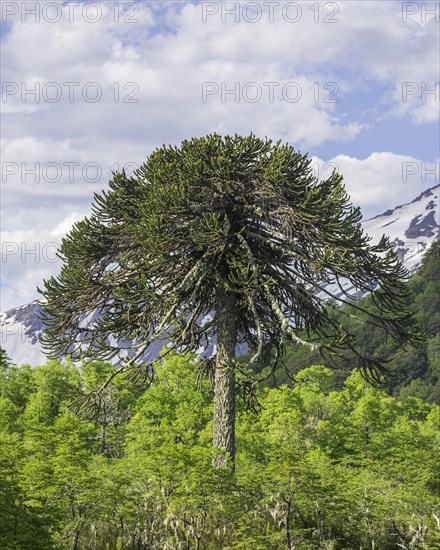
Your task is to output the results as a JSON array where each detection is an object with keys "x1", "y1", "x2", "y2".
[
  {"x1": 1, "y1": 355, "x2": 439, "y2": 549},
  {"x1": 1, "y1": 240, "x2": 439, "y2": 549}
]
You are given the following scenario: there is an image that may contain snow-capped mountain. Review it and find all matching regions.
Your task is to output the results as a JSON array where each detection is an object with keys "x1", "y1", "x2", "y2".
[
  {"x1": 320, "y1": 185, "x2": 439, "y2": 301},
  {"x1": 1, "y1": 185, "x2": 438, "y2": 367},
  {"x1": 0, "y1": 302, "x2": 46, "y2": 367},
  {"x1": 362, "y1": 185, "x2": 439, "y2": 271}
]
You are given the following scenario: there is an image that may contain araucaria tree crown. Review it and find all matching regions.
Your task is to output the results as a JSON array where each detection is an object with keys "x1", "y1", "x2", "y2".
[{"x1": 40, "y1": 134, "x2": 421, "y2": 466}]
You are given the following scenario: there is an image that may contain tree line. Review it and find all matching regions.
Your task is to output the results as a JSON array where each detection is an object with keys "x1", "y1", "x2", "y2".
[
  {"x1": 1, "y1": 134, "x2": 438, "y2": 548},
  {"x1": 1, "y1": 241, "x2": 439, "y2": 548},
  {"x1": 1, "y1": 352, "x2": 439, "y2": 549}
]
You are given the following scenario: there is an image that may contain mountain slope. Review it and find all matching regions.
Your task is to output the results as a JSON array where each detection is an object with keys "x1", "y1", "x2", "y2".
[
  {"x1": 362, "y1": 185, "x2": 439, "y2": 270},
  {"x1": 1, "y1": 185, "x2": 438, "y2": 367}
]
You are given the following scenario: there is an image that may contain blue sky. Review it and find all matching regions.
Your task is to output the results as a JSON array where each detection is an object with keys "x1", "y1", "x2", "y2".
[{"x1": 1, "y1": 0, "x2": 439, "y2": 310}]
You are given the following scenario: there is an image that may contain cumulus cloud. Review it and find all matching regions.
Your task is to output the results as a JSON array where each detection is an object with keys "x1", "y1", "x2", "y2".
[
  {"x1": 51, "y1": 211, "x2": 88, "y2": 236},
  {"x1": 311, "y1": 152, "x2": 440, "y2": 219},
  {"x1": 1, "y1": 0, "x2": 439, "y2": 309},
  {"x1": 1, "y1": 228, "x2": 61, "y2": 311},
  {"x1": 1, "y1": 211, "x2": 91, "y2": 311}
]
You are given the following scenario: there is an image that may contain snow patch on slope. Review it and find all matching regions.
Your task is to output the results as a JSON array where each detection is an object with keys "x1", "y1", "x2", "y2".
[
  {"x1": 1, "y1": 186, "x2": 438, "y2": 367},
  {"x1": 362, "y1": 185, "x2": 439, "y2": 271}
]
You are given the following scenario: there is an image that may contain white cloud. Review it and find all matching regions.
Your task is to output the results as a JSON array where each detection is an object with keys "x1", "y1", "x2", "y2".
[
  {"x1": 311, "y1": 152, "x2": 440, "y2": 219},
  {"x1": 1, "y1": 0, "x2": 439, "y2": 309},
  {"x1": 0, "y1": 229, "x2": 61, "y2": 311},
  {"x1": 2, "y1": 1, "x2": 437, "y2": 154},
  {"x1": 1, "y1": 211, "x2": 90, "y2": 310},
  {"x1": 51, "y1": 211, "x2": 87, "y2": 236}
]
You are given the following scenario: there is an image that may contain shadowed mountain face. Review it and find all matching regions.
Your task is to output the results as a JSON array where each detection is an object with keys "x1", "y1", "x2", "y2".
[
  {"x1": 405, "y1": 210, "x2": 437, "y2": 239},
  {"x1": 362, "y1": 185, "x2": 439, "y2": 268},
  {"x1": 3, "y1": 302, "x2": 44, "y2": 345},
  {"x1": 1, "y1": 185, "x2": 438, "y2": 367}
]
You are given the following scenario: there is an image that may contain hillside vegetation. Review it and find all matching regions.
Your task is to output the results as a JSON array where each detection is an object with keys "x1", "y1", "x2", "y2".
[
  {"x1": 0, "y1": 241, "x2": 439, "y2": 549},
  {"x1": 278, "y1": 240, "x2": 440, "y2": 403}
]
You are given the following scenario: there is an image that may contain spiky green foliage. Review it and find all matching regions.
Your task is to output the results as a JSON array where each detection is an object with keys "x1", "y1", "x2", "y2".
[
  {"x1": 0, "y1": 348, "x2": 11, "y2": 370},
  {"x1": 39, "y1": 134, "x2": 420, "y2": 394}
]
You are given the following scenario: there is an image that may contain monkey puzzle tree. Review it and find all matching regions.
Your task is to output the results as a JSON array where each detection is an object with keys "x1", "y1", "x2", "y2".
[{"x1": 39, "y1": 134, "x2": 420, "y2": 468}]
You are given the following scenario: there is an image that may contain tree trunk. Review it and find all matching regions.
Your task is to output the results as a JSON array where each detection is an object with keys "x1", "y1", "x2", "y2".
[
  {"x1": 285, "y1": 497, "x2": 292, "y2": 550},
  {"x1": 71, "y1": 530, "x2": 80, "y2": 550},
  {"x1": 212, "y1": 286, "x2": 236, "y2": 469},
  {"x1": 100, "y1": 422, "x2": 107, "y2": 455}
]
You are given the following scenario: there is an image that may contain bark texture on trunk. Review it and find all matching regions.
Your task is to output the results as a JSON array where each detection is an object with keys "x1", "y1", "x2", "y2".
[{"x1": 212, "y1": 286, "x2": 236, "y2": 469}]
